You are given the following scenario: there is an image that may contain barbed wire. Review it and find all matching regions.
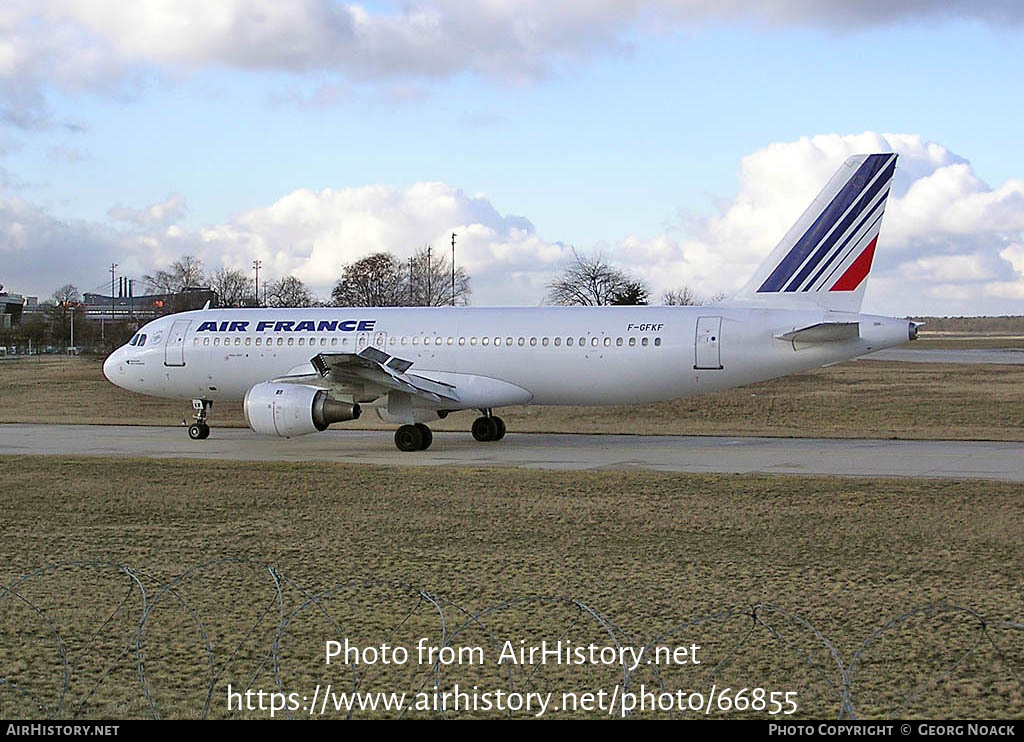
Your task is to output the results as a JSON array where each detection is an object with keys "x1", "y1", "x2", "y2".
[{"x1": 0, "y1": 559, "x2": 1020, "y2": 720}]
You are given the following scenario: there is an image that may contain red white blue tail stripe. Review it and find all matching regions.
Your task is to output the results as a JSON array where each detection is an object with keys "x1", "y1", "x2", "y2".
[{"x1": 757, "y1": 153, "x2": 897, "y2": 295}]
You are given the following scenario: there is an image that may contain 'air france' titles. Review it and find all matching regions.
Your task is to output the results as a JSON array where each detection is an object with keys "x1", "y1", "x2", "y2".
[{"x1": 196, "y1": 320, "x2": 376, "y2": 333}]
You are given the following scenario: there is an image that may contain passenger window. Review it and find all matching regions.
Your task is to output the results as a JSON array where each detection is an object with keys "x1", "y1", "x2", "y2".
[
  {"x1": 579, "y1": 337, "x2": 586, "y2": 346},
  {"x1": 459, "y1": 337, "x2": 465, "y2": 346},
  {"x1": 616, "y1": 337, "x2": 623, "y2": 346},
  {"x1": 331, "y1": 338, "x2": 338, "y2": 346},
  {"x1": 529, "y1": 337, "x2": 537, "y2": 346},
  {"x1": 603, "y1": 337, "x2": 611, "y2": 347},
  {"x1": 506, "y1": 337, "x2": 513, "y2": 346},
  {"x1": 277, "y1": 338, "x2": 284, "y2": 346},
  {"x1": 203, "y1": 338, "x2": 210, "y2": 346},
  {"x1": 255, "y1": 338, "x2": 262, "y2": 346},
  {"x1": 554, "y1": 337, "x2": 561, "y2": 347},
  {"x1": 288, "y1": 338, "x2": 294, "y2": 346},
  {"x1": 214, "y1": 338, "x2": 220, "y2": 346},
  {"x1": 654, "y1": 337, "x2": 662, "y2": 347},
  {"x1": 470, "y1": 337, "x2": 477, "y2": 346},
  {"x1": 447, "y1": 337, "x2": 454, "y2": 345},
  {"x1": 642, "y1": 337, "x2": 649, "y2": 347},
  {"x1": 518, "y1": 337, "x2": 525, "y2": 347},
  {"x1": 591, "y1": 337, "x2": 599, "y2": 347},
  {"x1": 629, "y1": 337, "x2": 636, "y2": 347},
  {"x1": 566, "y1": 337, "x2": 573, "y2": 347},
  {"x1": 235, "y1": 337, "x2": 241, "y2": 346},
  {"x1": 482, "y1": 336, "x2": 490, "y2": 346},
  {"x1": 245, "y1": 337, "x2": 251, "y2": 346},
  {"x1": 193, "y1": 338, "x2": 199, "y2": 346},
  {"x1": 542, "y1": 337, "x2": 549, "y2": 346}
]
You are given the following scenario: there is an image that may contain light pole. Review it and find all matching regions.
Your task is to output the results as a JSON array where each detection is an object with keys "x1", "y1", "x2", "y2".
[
  {"x1": 253, "y1": 259, "x2": 262, "y2": 307},
  {"x1": 451, "y1": 232, "x2": 456, "y2": 307},
  {"x1": 110, "y1": 263, "x2": 118, "y2": 321}
]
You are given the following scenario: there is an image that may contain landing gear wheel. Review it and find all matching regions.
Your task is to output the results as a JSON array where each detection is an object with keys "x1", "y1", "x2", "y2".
[
  {"x1": 188, "y1": 422, "x2": 210, "y2": 440},
  {"x1": 414, "y1": 423, "x2": 433, "y2": 450},
  {"x1": 472, "y1": 416, "x2": 506, "y2": 442},
  {"x1": 187, "y1": 399, "x2": 213, "y2": 440},
  {"x1": 395, "y1": 424, "x2": 424, "y2": 452}
]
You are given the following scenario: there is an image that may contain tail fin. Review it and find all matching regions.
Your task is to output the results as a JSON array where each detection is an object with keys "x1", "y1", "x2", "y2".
[{"x1": 732, "y1": 153, "x2": 897, "y2": 313}]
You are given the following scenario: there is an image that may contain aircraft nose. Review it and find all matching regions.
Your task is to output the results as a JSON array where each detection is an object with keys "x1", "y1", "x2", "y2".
[{"x1": 102, "y1": 350, "x2": 119, "y2": 384}]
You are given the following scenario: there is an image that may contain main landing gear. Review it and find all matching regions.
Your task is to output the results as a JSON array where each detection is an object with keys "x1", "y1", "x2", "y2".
[
  {"x1": 472, "y1": 410, "x2": 506, "y2": 442},
  {"x1": 393, "y1": 410, "x2": 507, "y2": 451},
  {"x1": 394, "y1": 423, "x2": 433, "y2": 452},
  {"x1": 187, "y1": 399, "x2": 212, "y2": 440}
]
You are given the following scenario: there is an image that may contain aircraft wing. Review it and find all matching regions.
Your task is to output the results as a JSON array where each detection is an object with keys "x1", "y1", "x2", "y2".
[
  {"x1": 284, "y1": 347, "x2": 461, "y2": 404},
  {"x1": 775, "y1": 321, "x2": 860, "y2": 343}
]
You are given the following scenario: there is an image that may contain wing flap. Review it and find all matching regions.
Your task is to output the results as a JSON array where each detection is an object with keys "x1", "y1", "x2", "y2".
[{"x1": 312, "y1": 349, "x2": 461, "y2": 404}]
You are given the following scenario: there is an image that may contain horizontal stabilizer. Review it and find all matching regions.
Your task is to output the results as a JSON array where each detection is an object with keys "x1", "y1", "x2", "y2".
[{"x1": 775, "y1": 322, "x2": 860, "y2": 343}]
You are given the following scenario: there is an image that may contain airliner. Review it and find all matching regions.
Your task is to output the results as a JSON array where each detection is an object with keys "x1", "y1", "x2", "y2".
[{"x1": 103, "y1": 153, "x2": 917, "y2": 451}]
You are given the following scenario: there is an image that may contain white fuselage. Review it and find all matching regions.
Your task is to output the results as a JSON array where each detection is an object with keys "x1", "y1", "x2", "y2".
[{"x1": 103, "y1": 304, "x2": 913, "y2": 409}]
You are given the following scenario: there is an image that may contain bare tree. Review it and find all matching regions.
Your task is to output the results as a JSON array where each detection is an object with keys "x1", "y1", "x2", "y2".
[
  {"x1": 51, "y1": 284, "x2": 81, "y2": 305},
  {"x1": 331, "y1": 252, "x2": 407, "y2": 307},
  {"x1": 210, "y1": 267, "x2": 254, "y2": 307},
  {"x1": 266, "y1": 275, "x2": 316, "y2": 307},
  {"x1": 661, "y1": 286, "x2": 726, "y2": 306},
  {"x1": 144, "y1": 255, "x2": 206, "y2": 293},
  {"x1": 408, "y1": 245, "x2": 471, "y2": 307},
  {"x1": 547, "y1": 249, "x2": 640, "y2": 306}
]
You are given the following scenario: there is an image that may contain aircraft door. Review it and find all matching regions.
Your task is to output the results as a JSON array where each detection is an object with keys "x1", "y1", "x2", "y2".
[
  {"x1": 164, "y1": 319, "x2": 190, "y2": 367},
  {"x1": 694, "y1": 316, "x2": 723, "y2": 370}
]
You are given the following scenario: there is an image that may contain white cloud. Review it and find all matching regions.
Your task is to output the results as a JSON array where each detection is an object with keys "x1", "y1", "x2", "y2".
[
  {"x1": 2, "y1": 1, "x2": 1022, "y2": 125},
  {"x1": 107, "y1": 194, "x2": 186, "y2": 227},
  {"x1": 4, "y1": 131, "x2": 1024, "y2": 315},
  {"x1": 603, "y1": 132, "x2": 1024, "y2": 314}
]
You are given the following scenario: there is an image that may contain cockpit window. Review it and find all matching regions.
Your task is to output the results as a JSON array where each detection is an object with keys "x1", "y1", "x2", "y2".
[
  {"x1": 138, "y1": 334, "x2": 147, "y2": 347},
  {"x1": 128, "y1": 334, "x2": 139, "y2": 346}
]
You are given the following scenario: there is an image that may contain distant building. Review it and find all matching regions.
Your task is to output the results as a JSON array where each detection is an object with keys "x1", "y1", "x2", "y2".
[
  {"x1": 82, "y1": 285, "x2": 217, "y2": 322},
  {"x1": 0, "y1": 292, "x2": 25, "y2": 329}
]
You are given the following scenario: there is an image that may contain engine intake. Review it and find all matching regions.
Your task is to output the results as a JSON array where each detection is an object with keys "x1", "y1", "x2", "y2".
[{"x1": 244, "y1": 383, "x2": 360, "y2": 438}]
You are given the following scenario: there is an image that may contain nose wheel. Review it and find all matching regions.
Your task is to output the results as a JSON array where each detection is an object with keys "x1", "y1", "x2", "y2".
[
  {"x1": 187, "y1": 399, "x2": 213, "y2": 440},
  {"x1": 188, "y1": 422, "x2": 210, "y2": 440}
]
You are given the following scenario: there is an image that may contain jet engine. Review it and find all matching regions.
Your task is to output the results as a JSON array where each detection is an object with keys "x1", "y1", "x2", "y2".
[{"x1": 243, "y1": 383, "x2": 360, "y2": 438}]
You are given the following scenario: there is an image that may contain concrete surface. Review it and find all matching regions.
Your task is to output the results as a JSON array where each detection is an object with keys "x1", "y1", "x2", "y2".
[
  {"x1": 1, "y1": 424, "x2": 1022, "y2": 481},
  {"x1": 865, "y1": 348, "x2": 1024, "y2": 364}
]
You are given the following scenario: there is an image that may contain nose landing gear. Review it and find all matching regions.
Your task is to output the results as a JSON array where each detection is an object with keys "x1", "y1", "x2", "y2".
[{"x1": 187, "y1": 399, "x2": 212, "y2": 440}]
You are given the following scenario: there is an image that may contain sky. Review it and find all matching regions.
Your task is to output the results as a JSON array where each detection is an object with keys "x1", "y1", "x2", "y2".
[{"x1": 2, "y1": 1, "x2": 1024, "y2": 315}]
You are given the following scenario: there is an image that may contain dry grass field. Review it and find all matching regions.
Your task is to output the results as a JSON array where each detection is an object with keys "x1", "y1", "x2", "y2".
[
  {"x1": 2, "y1": 341, "x2": 1022, "y2": 440},
  {"x1": 0, "y1": 456, "x2": 1020, "y2": 720}
]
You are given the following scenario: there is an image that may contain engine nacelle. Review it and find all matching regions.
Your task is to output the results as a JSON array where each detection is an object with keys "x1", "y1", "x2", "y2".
[{"x1": 243, "y1": 383, "x2": 360, "y2": 438}]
